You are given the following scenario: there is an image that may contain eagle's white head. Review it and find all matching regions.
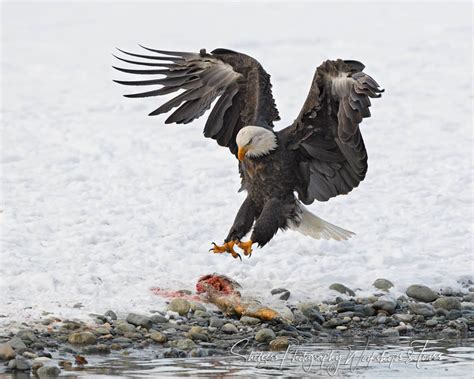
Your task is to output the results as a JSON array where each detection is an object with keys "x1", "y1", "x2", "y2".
[{"x1": 235, "y1": 126, "x2": 278, "y2": 161}]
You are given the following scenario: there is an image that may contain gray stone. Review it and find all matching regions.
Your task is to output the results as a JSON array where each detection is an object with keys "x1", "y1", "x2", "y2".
[
  {"x1": 406, "y1": 284, "x2": 438, "y2": 302},
  {"x1": 279, "y1": 291, "x2": 291, "y2": 300},
  {"x1": 299, "y1": 303, "x2": 324, "y2": 322},
  {"x1": 255, "y1": 328, "x2": 276, "y2": 343},
  {"x1": 410, "y1": 303, "x2": 435, "y2": 317},
  {"x1": 168, "y1": 298, "x2": 191, "y2": 316},
  {"x1": 82, "y1": 344, "x2": 111, "y2": 354},
  {"x1": 463, "y1": 293, "x2": 474, "y2": 302},
  {"x1": 269, "y1": 336, "x2": 289, "y2": 351},
  {"x1": 126, "y1": 313, "x2": 153, "y2": 329},
  {"x1": 240, "y1": 316, "x2": 261, "y2": 325},
  {"x1": 104, "y1": 310, "x2": 117, "y2": 320},
  {"x1": 37, "y1": 366, "x2": 61, "y2": 378},
  {"x1": 190, "y1": 302, "x2": 206, "y2": 312},
  {"x1": 194, "y1": 310, "x2": 211, "y2": 318},
  {"x1": 171, "y1": 338, "x2": 196, "y2": 350},
  {"x1": 114, "y1": 321, "x2": 136, "y2": 334},
  {"x1": 68, "y1": 332, "x2": 97, "y2": 345},
  {"x1": 373, "y1": 278, "x2": 394, "y2": 291},
  {"x1": 372, "y1": 299, "x2": 397, "y2": 314},
  {"x1": 447, "y1": 310, "x2": 463, "y2": 320},
  {"x1": 8, "y1": 337, "x2": 26, "y2": 351},
  {"x1": 150, "y1": 332, "x2": 167, "y2": 343},
  {"x1": 209, "y1": 317, "x2": 224, "y2": 328},
  {"x1": 337, "y1": 302, "x2": 355, "y2": 313},
  {"x1": 16, "y1": 330, "x2": 38, "y2": 343},
  {"x1": 150, "y1": 314, "x2": 168, "y2": 324},
  {"x1": 382, "y1": 328, "x2": 400, "y2": 337},
  {"x1": 329, "y1": 283, "x2": 355, "y2": 296},
  {"x1": 394, "y1": 314, "x2": 414, "y2": 323},
  {"x1": 222, "y1": 323, "x2": 238, "y2": 334},
  {"x1": 0, "y1": 343, "x2": 16, "y2": 361},
  {"x1": 13, "y1": 356, "x2": 31, "y2": 370},
  {"x1": 433, "y1": 297, "x2": 462, "y2": 311},
  {"x1": 426, "y1": 319, "x2": 438, "y2": 327}
]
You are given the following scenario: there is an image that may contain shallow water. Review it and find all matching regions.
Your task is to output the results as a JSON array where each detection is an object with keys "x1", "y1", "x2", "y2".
[{"x1": 1, "y1": 337, "x2": 473, "y2": 378}]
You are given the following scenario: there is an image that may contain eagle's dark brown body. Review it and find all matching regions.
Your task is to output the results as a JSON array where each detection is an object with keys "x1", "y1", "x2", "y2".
[{"x1": 114, "y1": 46, "x2": 383, "y2": 254}]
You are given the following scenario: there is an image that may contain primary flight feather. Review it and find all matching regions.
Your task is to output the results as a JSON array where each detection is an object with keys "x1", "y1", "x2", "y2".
[{"x1": 113, "y1": 46, "x2": 383, "y2": 259}]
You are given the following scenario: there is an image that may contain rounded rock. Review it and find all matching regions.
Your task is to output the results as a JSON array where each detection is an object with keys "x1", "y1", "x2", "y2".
[
  {"x1": 68, "y1": 332, "x2": 97, "y2": 345},
  {"x1": 433, "y1": 297, "x2": 462, "y2": 311},
  {"x1": 406, "y1": 284, "x2": 438, "y2": 302},
  {"x1": 240, "y1": 316, "x2": 261, "y2": 325},
  {"x1": 222, "y1": 323, "x2": 238, "y2": 334},
  {"x1": 126, "y1": 313, "x2": 153, "y2": 329},
  {"x1": 37, "y1": 366, "x2": 61, "y2": 378},
  {"x1": 373, "y1": 279, "x2": 394, "y2": 291},
  {"x1": 0, "y1": 343, "x2": 16, "y2": 361},
  {"x1": 255, "y1": 328, "x2": 276, "y2": 343},
  {"x1": 168, "y1": 299, "x2": 191, "y2": 316},
  {"x1": 329, "y1": 283, "x2": 356, "y2": 296},
  {"x1": 269, "y1": 336, "x2": 289, "y2": 351}
]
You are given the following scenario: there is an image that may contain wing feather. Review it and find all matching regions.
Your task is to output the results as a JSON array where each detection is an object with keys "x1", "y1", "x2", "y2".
[
  {"x1": 114, "y1": 46, "x2": 279, "y2": 156},
  {"x1": 279, "y1": 59, "x2": 383, "y2": 203}
]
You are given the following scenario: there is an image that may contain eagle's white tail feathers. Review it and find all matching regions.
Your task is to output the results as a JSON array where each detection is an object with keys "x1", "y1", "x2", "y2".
[{"x1": 290, "y1": 203, "x2": 355, "y2": 241}]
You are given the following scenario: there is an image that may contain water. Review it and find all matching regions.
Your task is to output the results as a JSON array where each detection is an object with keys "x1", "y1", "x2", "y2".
[{"x1": 1, "y1": 337, "x2": 473, "y2": 378}]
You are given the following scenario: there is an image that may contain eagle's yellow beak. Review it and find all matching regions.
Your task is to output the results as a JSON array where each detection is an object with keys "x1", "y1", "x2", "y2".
[{"x1": 238, "y1": 146, "x2": 248, "y2": 161}]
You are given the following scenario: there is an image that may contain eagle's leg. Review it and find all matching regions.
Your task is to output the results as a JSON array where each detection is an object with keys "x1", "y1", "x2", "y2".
[
  {"x1": 210, "y1": 241, "x2": 241, "y2": 260},
  {"x1": 224, "y1": 196, "x2": 256, "y2": 242},
  {"x1": 249, "y1": 197, "x2": 297, "y2": 249}
]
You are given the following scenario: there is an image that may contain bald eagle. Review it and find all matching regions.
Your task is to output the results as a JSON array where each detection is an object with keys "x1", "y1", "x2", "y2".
[{"x1": 114, "y1": 46, "x2": 383, "y2": 259}]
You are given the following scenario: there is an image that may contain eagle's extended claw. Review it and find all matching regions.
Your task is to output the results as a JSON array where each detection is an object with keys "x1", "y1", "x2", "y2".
[
  {"x1": 237, "y1": 240, "x2": 254, "y2": 257},
  {"x1": 210, "y1": 241, "x2": 241, "y2": 260}
]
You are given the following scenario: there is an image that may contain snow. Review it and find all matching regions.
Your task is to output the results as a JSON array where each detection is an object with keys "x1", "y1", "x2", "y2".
[{"x1": 1, "y1": 2, "x2": 472, "y2": 324}]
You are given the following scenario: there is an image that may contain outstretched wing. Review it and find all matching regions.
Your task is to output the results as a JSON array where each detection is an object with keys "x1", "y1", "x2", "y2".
[
  {"x1": 113, "y1": 46, "x2": 280, "y2": 156},
  {"x1": 280, "y1": 59, "x2": 383, "y2": 203}
]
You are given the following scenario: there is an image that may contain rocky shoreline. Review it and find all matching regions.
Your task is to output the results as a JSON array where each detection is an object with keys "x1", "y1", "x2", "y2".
[{"x1": 1, "y1": 279, "x2": 473, "y2": 376}]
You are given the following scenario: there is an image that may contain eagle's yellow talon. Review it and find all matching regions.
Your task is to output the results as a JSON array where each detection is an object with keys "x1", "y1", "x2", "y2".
[
  {"x1": 210, "y1": 241, "x2": 240, "y2": 259},
  {"x1": 237, "y1": 240, "x2": 254, "y2": 257}
]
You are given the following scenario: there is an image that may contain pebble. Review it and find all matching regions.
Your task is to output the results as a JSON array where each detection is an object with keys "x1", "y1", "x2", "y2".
[
  {"x1": 37, "y1": 366, "x2": 61, "y2": 378},
  {"x1": 447, "y1": 310, "x2": 463, "y2": 320},
  {"x1": 406, "y1": 284, "x2": 438, "y2": 302},
  {"x1": 372, "y1": 299, "x2": 397, "y2": 314},
  {"x1": 189, "y1": 302, "x2": 206, "y2": 312},
  {"x1": 336, "y1": 326, "x2": 348, "y2": 331},
  {"x1": 9, "y1": 355, "x2": 31, "y2": 370},
  {"x1": 426, "y1": 319, "x2": 438, "y2": 327},
  {"x1": 394, "y1": 314, "x2": 414, "y2": 323},
  {"x1": 329, "y1": 283, "x2": 356, "y2": 296},
  {"x1": 0, "y1": 343, "x2": 16, "y2": 361},
  {"x1": 8, "y1": 337, "x2": 27, "y2": 351},
  {"x1": 222, "y1": 323, "x2": 238, "y2": 334},
  {"x1": 68, "y1": 332, "x2": 97, "y2": 345},
  {"x1": 409, "y1": 303, "x2": 435, "y2": 317},
  {"x1": 115, "y1": 321, "x2": 136, "y2": 334},
  {"x1": 126, "y1": 313, "x2": 153, "y2": 329},
  {"x1": 323, "y1": 318, "x2": 343, "y2": 328},
  {"x1": 271, "y1": 288, "x2": 291, "y2": 300},
  {"x1": 150, "y1": 332, "x2": 167, "y2": 343},
  {"x1": 150, "y1": 314, "x2": 168, "y2": 324},
  {"x1": 433, "y1": 297, "x2": 462, "y2": 311},
  {"x1": 240, "y1": 316, "x2": 261, "y2": 325},
  {"x1": 168, "y1": 299, "x2": 191, "y2": 316},
  {"x1": 171, "y1": 339, "x2": 196, "y2": 350},
  {"x1": 16, "y1": 329, "x2": 38, "y2": 343},
  {"x1": 105, "y1": 310, "x2": 117, "y2": 320},
  {"x1": 255, "y1": 328, "x2": 276, "y2": 343},
  {"x1": 269, "y1": 336, "x2": 289, "y2": 351},
  {"x1": 373, "y1": 278, "x2": 394, "y2": 291},
  {"x1": 209, "y1": 317, "x2": 225, "y2": 328},
  {"x1": 82, "y1": 344, "x2": 111, "y2": 354},
  {"x1": 337, "y1": 301, "x2": 355, "y2": 313}
]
